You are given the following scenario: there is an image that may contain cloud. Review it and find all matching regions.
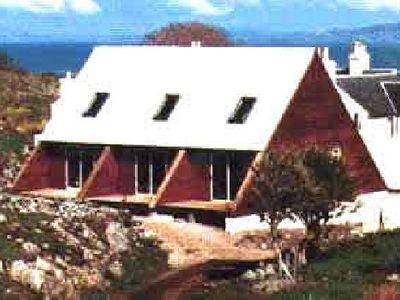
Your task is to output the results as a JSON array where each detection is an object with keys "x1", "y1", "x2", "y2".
[
  {"x1": 167, "y1": 0, "x2": 260, "y2": 15},
  {"x1": 0, "y1": 0, "x2": 101, "y2": 14},
  {"x1": 337, "y1": 0, "x2": 400, "y2": 10}
]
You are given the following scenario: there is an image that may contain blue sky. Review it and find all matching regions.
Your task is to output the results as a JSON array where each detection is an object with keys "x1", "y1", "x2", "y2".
[{"x1": 0, "y1": 0, "x2": 399, "y2": 43}]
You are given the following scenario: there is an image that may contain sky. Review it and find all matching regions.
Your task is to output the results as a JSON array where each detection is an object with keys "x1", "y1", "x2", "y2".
[{"x1": 0, "y1": 0, "x2": 399, "y2": 43}]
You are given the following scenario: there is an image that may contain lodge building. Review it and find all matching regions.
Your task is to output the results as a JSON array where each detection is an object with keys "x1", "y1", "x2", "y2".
[{"x1": 12, "y1": 44, "x2": 392, "y2": 226}]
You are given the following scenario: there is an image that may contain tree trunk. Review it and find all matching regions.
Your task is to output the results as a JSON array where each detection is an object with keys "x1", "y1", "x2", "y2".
[{"x1": 270, "y1": 221, "x2": 279, "y2": 238}]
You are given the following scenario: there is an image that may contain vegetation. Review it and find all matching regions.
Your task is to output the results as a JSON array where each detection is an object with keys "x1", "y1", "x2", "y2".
[
  {"x1": 144, "y1": 22, "x2": 233, "y2": 46},
  {"x1": 250, "y1": 148, "x2": 355, "y2": 241},
  {"x1": 250, "y1": 151, "x2": 305, "y2": 237}
]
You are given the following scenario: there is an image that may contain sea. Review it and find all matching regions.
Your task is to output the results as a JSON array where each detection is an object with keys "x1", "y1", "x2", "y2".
[{"x1": 0, "y1": 42, "x2": 400, "y2": 75}]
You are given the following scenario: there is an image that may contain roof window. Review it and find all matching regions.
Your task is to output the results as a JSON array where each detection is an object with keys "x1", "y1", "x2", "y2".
[
  {"x1": 228, "y1": 97, "x2": 256, "y2": 124},
  {"x1": 153, "y1": 94, "x2": 180, "y2": 121},
  {"x1": 82, "y1": 92, "x2": 109, "y2": 118}
]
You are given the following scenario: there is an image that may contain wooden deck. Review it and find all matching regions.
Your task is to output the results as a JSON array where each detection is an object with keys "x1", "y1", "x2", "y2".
[
  {"x1": 161, "y1": 200, "x2": 235, "y2": 212},
  {"x1": 87, "y1": 194, "x2": 155, "y2": 205},
  {"x1": 21, "y1": 188, "x2": 79, "y2": 199},
  {"x1": 18, "y1": 189, "x2": 234, "y2": 212}
]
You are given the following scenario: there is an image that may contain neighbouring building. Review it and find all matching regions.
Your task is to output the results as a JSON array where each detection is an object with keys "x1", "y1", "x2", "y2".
[{"x1": 12, "y1": 44, "x2": 391, "y2": 231}]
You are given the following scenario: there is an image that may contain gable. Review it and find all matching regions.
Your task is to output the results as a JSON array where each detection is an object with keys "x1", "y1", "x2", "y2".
[{"x1": 236, "y1": 53, "x2": 386, "y2": 213}]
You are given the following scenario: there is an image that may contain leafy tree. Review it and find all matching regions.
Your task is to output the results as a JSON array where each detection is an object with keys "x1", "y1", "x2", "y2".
[
  {"x1": 250, "y1": 148, "x2": 356, "y2": 241},
  {"x1": 249, "y1": 151, "x2": 304, "y2": 238},
  {"x1": 144, "y1": 22, "x2": 233, "y2": 46},
  {"x1": 295, "y1": 148, "x2": 355, "y2": 241}
]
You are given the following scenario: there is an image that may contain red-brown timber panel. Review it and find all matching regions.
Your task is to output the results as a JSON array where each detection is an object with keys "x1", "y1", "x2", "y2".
[
  {"x1": 268, "y1": 52, "x2": 385, "y2": 194},
  {"x1": 117, "y1": 153, "x2": 135, "y2": 195},
  {"x1": 157, "y1": 151, "x2": 210, "y2": 204},
  {"x1": 83, "y1": 147, "x2": 120, "y2": 198},
  {"x1": 235, "y1": 52, "x2": 385, "y2": 213},
  {"x1": 13, "y1": 145, "x2": 65, "y2": 192}
]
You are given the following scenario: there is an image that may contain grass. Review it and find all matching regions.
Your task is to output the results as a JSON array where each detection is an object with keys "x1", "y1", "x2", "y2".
[
  {"x1": 306, "y1": 229, "x2": 400, "y2": 281},
  {"x1": 110, "y1": 236, "x2": 169, "y2": 292}
]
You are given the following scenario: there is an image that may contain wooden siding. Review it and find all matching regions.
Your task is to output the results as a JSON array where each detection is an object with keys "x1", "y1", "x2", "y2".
[
  {"x1": 156, "y1": 150, "x2": 210, "y2": 204},
  {"x1": 81, "y1": 147, "x2": 120, "y2": 198},
  {"x1": 13, "y1": 144, "x2": 65, "y2": 192},
  {"x1": 236, "y1": 52, "x2": 386, "y2": 212}
]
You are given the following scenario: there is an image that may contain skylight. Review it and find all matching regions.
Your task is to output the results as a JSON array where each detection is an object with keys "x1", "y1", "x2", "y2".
[
  {"x1": 153, "y1": 94, "x2": 180, "y2": 121},
  {"x1": 228, "y1": 97, "x2": 256, "y2": 124},
  {"x1": 82, "y1": 92, "x2": 110, "y2": 118}
]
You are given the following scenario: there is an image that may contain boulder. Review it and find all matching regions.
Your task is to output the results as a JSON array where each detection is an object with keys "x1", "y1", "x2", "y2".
[
  {"x1": 107, "y1": 260, "x2": 123, "y2": 278},
  {"x1": 241, "y1": 269, "x2": 257, "y2": 281},
  {"x1": 29, "y1": 269, "x2": 46, "y2": 292},
  {"x1": 0, "y1": 213, "x2": 7, "y2": 224},
  {"x1": 105, "y1": 222, "x2": 129, "y2": 253},
  {"x1": 22, "y1": 242, "x2": 41, "y2": 257}
]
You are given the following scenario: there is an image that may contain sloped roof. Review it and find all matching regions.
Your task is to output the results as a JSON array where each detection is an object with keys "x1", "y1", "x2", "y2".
[
  {"x1": 383, "y1": 82, "x2": 400, "y2": 113},
  {"x1": 37, "y1": 46, "x2": 316, "y2": 151},
  {"x1": 336, "y1": 75, "x2": 400, "y2": 118}
]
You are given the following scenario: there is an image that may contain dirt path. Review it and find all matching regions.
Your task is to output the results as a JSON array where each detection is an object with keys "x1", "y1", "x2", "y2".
[{"x1": 139, "y1": 217, "x2": 276, "y2": 267}]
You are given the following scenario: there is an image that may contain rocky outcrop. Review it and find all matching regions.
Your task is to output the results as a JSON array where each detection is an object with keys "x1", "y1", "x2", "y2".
[{"x1": 0, "y1": 193, "x2": 165, "y2": 298}]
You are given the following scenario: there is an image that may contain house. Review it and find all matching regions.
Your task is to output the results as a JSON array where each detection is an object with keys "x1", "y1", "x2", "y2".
[
  {"x1": 12, "y1": 45, "x2": 386, "y2": 230},
  {"x1": 325, "y1": 41, "x2": 400, "y2": 232}
]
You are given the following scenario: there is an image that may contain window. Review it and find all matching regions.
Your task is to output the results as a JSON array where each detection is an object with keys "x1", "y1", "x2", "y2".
[
  {"x1": 228, "y1": 97, "x2": 256, "y2": 124},
  {"x1": 153, "y1": 94, "x2": 180, "y2": 121},
  {"x1": 328, "y1": 143, "x2": 343, "y2": 161},
  {"x1": 82, "y1": 92, "x2": 110, "y2": 117}
]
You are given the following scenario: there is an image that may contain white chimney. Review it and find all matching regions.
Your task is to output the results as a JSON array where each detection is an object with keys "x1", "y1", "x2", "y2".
[
  {"x1": 349, "y1": 41, "x2": 370, "y2": 76},
  {"x1": 191, "y1": 41, "x2": 201, "y2": 47}
]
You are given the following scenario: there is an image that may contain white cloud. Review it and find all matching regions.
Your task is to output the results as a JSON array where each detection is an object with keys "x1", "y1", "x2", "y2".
[
  {"x1": 167, "y1": 0, "x2": 260, "y2": 15},
  {"x1": 0, "y1": 0, "x2": 101, "y2": 14},
  {"x1": 338, "y1": 0, "x2": 400, "y2": 10}
]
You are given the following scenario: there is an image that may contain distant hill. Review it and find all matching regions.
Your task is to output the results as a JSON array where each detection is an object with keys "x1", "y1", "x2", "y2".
[
  {"x1": 232, "y1": 22, "x2": 400, "y2": 70},
  {"x1": 235, "y1": 22, "x2": 400, "y2": 46}
]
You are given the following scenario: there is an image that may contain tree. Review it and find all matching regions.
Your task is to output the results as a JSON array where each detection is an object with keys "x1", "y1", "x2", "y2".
[
  {"x1": 295, "y1": 148, "x2": 356, "y2": 241},
  {"x1": 250, "y1": 151, "x2": 305, "y2": 238},
  {"x1": 143, "y1": 22, "x2": 233, "y2": 46},
  {"x1": 250, "y1": 148, "x2": 356, "y2": 241}
]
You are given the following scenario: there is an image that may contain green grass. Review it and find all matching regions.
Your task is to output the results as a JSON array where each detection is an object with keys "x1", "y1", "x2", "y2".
[
  {"x1": 110, "y1": 238, "x2": 169, "y2": 292},
  {"x1": 0, "y1": 133, "x2": 26, "y2": 156},
  {"x1": 272, "y1": 282, "x2": 364, "y2": 300},
  {"x1": 306, "y1": 230, "x2": 400, "y2": 281}
]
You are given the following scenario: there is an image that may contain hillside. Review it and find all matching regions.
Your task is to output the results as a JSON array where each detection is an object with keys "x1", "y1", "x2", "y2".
[
  {"x1": 0, "y1": 67, "x2": 58, "y2": 187},
  {"x1": 237, "y1": 22, "x2": 400, "y2": 46}
]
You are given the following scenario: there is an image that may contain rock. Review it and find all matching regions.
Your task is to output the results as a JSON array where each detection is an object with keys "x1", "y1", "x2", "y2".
[
  {"x1": 10, "y1": 260, "x2": 29, "y2": 281},
  {"x1": 55, "y1": 256, "x2": 68, "y2": 268},
  {"x1": 36, "y1": 257, "x2": 54, "y2": 272},
  {"x1": 255, "y1": 268, "x2": 266, "y2": 280},
  {"x1": 105, "y1": 222, "x2": 129, "y2": 253},
  {"x1": 143, "y1": 230, "x2": 156, "y2": 239},
  {"x1": 22, "y1": 242, "x2": 41, "y2": 257},
  {"x1": 9, "y1": 260, "x2": 45, "y2": 292},
  {"x1": 387, "y1": 273, "x2": 400, "y2": 282},
  {"x1": 265, "y1": 264, "x2": 276, "y2": 276},
  {"x1": 29, "y1": 269, "x2": 45, "y2": 292},
  {"x1": 260, "y1": 243, "x2": 268, "y2": 250},
  {"x1": 107, "y1": 260, "x2": 123, "y2": 278},
  {"x1": 15, "y1": 238, "x2": 24, "y2": 244},
  {"x1": 83, "y1": 248, "x2": 95, "y2": 261},
  {"x1": 0, "y1": 213, "x2": 7, "y2": 223},
  {"x1": 241, "y1": 269, "x2": 257, "y2": 281},
  {"x1": 41, "y1": 243, "x2": 50, "y2": 250}
]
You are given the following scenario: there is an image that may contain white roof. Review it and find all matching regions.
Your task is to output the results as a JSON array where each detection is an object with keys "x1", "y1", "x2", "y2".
[{"x1": 37, "y1": 45, "x2": 316, "y2": 151}]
